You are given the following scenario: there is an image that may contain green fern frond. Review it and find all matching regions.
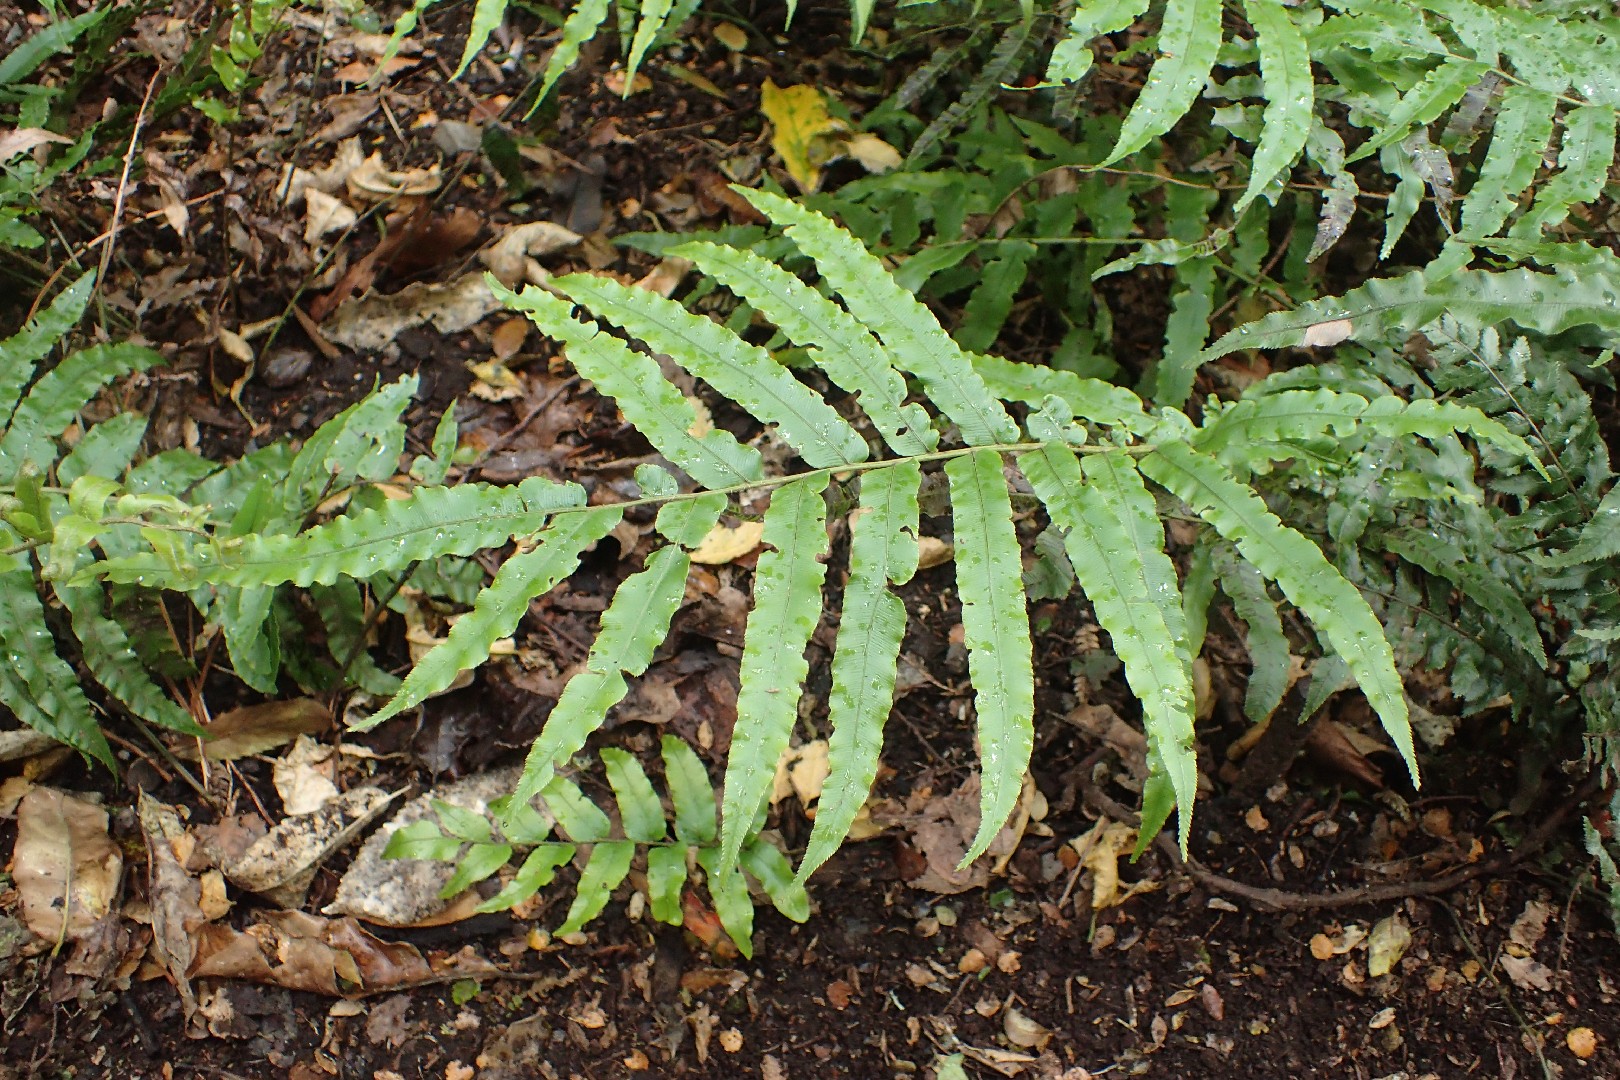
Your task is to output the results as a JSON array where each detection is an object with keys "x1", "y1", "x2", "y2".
[
  {"x1": 720, "y1": 475, "x2": 831, "y2": 869},
  {"x1": 1140, "y1": 441, "x2": 1417, "y2": 785},
  {"x1": 1044, "y1": 0, "x2": 1147, "y2": 85},
  {"x1": 359, "y1": 506, "x2": 624, "y2": 730},
  {"x1": 1103, "y1": 0, "x2": 1225, "y2": 166},
  {"x1": 672, "y1": 241, "x2": 937, "y2": 455},
  {"x1": 947, "y1": 448, "x2": 1035, "y2": 865},
  {"x1": 1458, "y1": 84, "x2": 1557, "y2": 240},
  {"x1": 1511, "y1": 105, "x2": 1617, "y2": 238},
  {"x1": 0, "y1": 564, "x2": 110, "y2": 764},
  {"x1": 738, "y1": 188, "x2": 1020, "y2": 447},
  {"x1": 0, "y1": 342, "x2": 162, "y2": 480},
  {"x1": 1379, "y1": 528, "x2": 1548, "y2": 668},
  {"x1": 553, "y1": 273, "x2": 868, "y2": 469},
  {"x1": 1237, "y1": 0, "x2": 1313, "y2": 214},
  {"x1": 0, "y1": 271, "x2": 94, "y2": 425},
  {"x1": 1022, "y1": 444, "x2": 1198, "y2": 849},
  {"x1": 92, "y1": 477, "x2": 588, "y2": 590},
  {"x1": 508, "y1": 544, "x2": 691, "y2": 816},
  {"x1": 1212, "y1": 547, "x2": 1292, "y2": 724},
  {"x1": 494, "y1": 279, "x2": 763, "y2": 489},
  {"x1": 797, "y1": 462, "x2": 919, "y2": 886}
]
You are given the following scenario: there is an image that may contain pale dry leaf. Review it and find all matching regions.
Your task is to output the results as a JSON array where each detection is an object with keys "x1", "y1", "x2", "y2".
[
  {"x1": 346, "y1": 152, "x2": 441, "y2": 201},
  {"x1": 1509, "y1": 899, "x2": 1551, "y2": 951},
  {"x1": 138, "y1": 792, "x2": 202, "y2": 1024},
  {"x1": 915, "y1": 535, "x2": 954, "y2": 570},
  {"x1": 468, "y1": 358, "x2": 525, "y2": 402},
  {"x1": 845, "y1": 132, "x2": 902, "y2": 174},
  {"x1": 184, "y1": 697, "x2": 330, "y2": 761},
  {"x1": 304, "y1": 188, "x2": 358, "y2": 243},
  {"x1": 1499, "y1": 953, "x2": 1554, "y2": 992},
  {"x1": 14, "y1": 788, "x2": 123, "y2": 943},
  {"x1": 1366, "y1": 913, "x2": 1411, "y2": 978},
  {"x1": 1002, "y1": 1006, "x2": 1052, "y2": 1050},
  {"x1": 1302, "y1": 318, "x2": 1354, "y2": 348},
  {"x1": 324, "y1": 274, "x2": 502, "y2": 351},
  {"x1": 0, "y1": 127, "x2": 72, "y2": 160},
  {"x1": 690, "y1": 520, "x2": 766, "y2": 565},
  {"x1": 273, "y1": 734, "x2": 340, "y2": 816},
  {"x1": 479, "y1": 221, "x2": 583, "y2": 287},
  {"x1": 634, "y1": 256, "x2": 693, "y2": 298},
  {"x1": 225, "y1": 786, "x2": 395, "y2": 898}
]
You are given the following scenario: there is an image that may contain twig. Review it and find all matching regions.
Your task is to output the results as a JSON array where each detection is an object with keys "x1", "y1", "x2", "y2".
[
  {"x1": 1083, "y1": 769, "x2": 1604, "y2": 912},
  {"x1": 96, "y1": 67, "x2": 162, "y2": 295}
]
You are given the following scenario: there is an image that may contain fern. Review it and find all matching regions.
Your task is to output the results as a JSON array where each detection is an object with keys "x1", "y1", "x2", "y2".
[
  {"x1": 78, "y1": 191, "x2": 1563, "y2": 874},
  {"x1": 389, "y1": 736, "x2": 808, "y2": 956}
]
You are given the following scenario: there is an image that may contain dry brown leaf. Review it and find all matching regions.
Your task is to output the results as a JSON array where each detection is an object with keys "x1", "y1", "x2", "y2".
[
  {"x1": 479, "y1": 221, "x2": 582, "y2": 287},
  {"x1": 13, "y1": 788, "x2": 123, "y2": 944},
  {"x1": 1002, "y1": 1007, "x2": 1052, "y2": 1050},
  {"x1": 769, "y1": 739, "x2": 830, "y2": 808},
  {"x1": 324, "y1": 274, "x2": 502, "y2": 351},
  {"x1": 273, "y1": 734, "x2": 340, "y2": 816},
  {"x1": 346, "y1": 152, "x2": 441, "y2": 201},
  {"x1": 915, "y1": 535, "x2": 954, "y2": 570},
  {"x1": 185, "y1": 697, "x2": 330, "y2": 761},
  {"x1": 490, "y1": 317, "x2": 530, "y2": 360},
  {"x1": 0, "y1": 127, "x2": 72, "y2": 160},
  {"x1": 139, "y1": 792, "x2": 203, "y2": 1025},
  {"x1": 1069, "y1": 817, "x2": 1159, "y2": 909}
]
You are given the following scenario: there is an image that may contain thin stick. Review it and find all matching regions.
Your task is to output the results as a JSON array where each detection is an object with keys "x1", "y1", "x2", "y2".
[{"x1": 97, "y1": 68, "x2": 161, "y2": 294}]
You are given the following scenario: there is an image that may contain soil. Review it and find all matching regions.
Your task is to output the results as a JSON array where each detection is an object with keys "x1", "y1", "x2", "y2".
[{"x1": 3, "y1": 5, "x2": 1620, "y2": 1080}]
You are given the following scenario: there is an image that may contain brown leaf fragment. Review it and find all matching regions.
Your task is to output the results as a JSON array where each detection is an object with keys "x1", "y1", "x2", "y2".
[
  {"x1": 1568, "y1": 1027, "x2": 1598, "y2": 1059},
  {"x1": 0, "y1": 127, "x2": 72, "y2": 160},
  {"x1": 189, "y1": 910, "x2": 497, "y2": 996},
  {"x1": 14, "y1": 788, "x2": 123, "y2": 944},
  {"x1": 138, "y1": 792, "x2": 203, "y2": 1025},
  {"x1": 1304, "y1": 719, "x2": 1384, "y2": 788},
  {"x1": 186, "y1": 697, "x2": 330, "y2": 761},
  {"x1": 225, "y1": 786, "x2": 395, "y2": 903},
  {"x1": 826, "y1": 978, "x2": 853, "y2": 1008}
]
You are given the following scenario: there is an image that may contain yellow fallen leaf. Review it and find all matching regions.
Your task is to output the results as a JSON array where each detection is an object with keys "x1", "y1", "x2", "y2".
[
  {"x1": 845, "y1": 132, "x2": 902, "y2": 173},
  {"x1": 760, "y1": 80, "x2": 839, "y2": 194},
  {"x1": 690, "y1": 520, "x2": 765, "y2": 564}
]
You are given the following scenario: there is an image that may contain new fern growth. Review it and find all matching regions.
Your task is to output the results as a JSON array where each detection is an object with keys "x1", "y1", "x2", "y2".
[{"x1": 83, "y1": 190, "x2": 1553, "y2": 882}]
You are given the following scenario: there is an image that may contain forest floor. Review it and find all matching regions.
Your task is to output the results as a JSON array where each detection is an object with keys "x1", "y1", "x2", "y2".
[{"x1": 3, "y1": 5, "x2": 1619, "y2": 1080}]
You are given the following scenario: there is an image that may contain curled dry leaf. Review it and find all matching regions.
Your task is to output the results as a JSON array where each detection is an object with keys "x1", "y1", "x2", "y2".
[
  {"x1": 13, "y1": 788, "x2": 123, "y2": 944},
  {"x1": 690, "y1": 520, "x2": 766, "y2": 565},
  {"x1": 479, "y1": 221, "x2": 583, "y2": 287},
  {"x1": 1366, "y1": 913, "x2": 1412, "y2": 978},
  {"x1": 346, "y1": 152, "x2": 441, "y2": 201},
  {"x1": 769, "y1": 739, "x2": 830, "y2": 808},
  {"x1": 1002, "y1": 1006, "x2": 1053, "y2": 1050},
  {"x1": 304, "y1": 188, "x2": 358, "y2": 243},
  {"x1": 0, "y1": 127, "x2": 73, "y2": 160},
  {"x1": 273, "y1": 734, "x2": 341, "y2": 816},
  {"x1": 1070, "y1": 816, "x2": 1159, "y2": 909}
]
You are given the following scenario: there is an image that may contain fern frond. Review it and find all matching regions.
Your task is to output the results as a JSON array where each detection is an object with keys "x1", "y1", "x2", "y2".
[
  {"x1": 1511, "y1": 104, "x2": 1617, "y2": 238},
  {"x1": 57, "y1": 581, "x2": 201, "y2": 734},
  {"x1": 910, "y1": 20, "x2": 1033, "y2": 163},
  {"x1": 947, "y1": 449, "x2": 1034, "y2": 865},
  {"x1": 0, "y1": 343, "x2": 162, "y2": 480},
  {"x1": 696, "y1": 847, "x2": 754, "y2": 957},
  {"x1": 554, "y1": 273, "x2": 868, "y2": 469},
  {"x1": 217, "y1": 585, "x2": 279, "y2": 693},
  {"x1": 646, "y1": 844, "x2": 688, "y2": 924},
  {"x1": 1195, "y1": 389, "x2": 1540, "y2": 475},
  {"x1": 970, "y1": 353, "x2": 1156, "y2": 436},
  {"x1": 1213, "y1": 548, "x2": 1292, "y2": 724},
  {"x1": 556, "y1": 840, "x2": 635, "y2": 936},
  {"x1": 508, "y1": 545, "x2": 691, "y2": 817},
  {"x1": 1554, "y1": 484, "x2": 1620, "y2": 566},
  {"x1": 741, "y1": 837, "x2": 810, "y2": 921},
  {"x1": 1140, "y1": 441, "x2": 1417, "y2": 784},
  {"x1": 957, "y1": 241, "x2": 1035, "y2": 355},
  {"x1": 1200, "y1": 263, "x2": 1620, "y2": 363},
  {"x1": 534, "y1": 0, "x2": 611, "y2": 105},
  {"x1": 719, "y1": 475, "x2": 831, "y2": 868},
  {"x1": 1103, "y1": 0, "x2": 1225, "y2": 166},
  {"x1": 1044, "y1": 0, "x2": 1148, "y2": 85},
  {"x1": 602, "y1": 747, "x2": 667, "y2": 843},
  {"x1": 360, "y1": 506, "x2": 623, "y2": 730},
  {"x1": 1237, "y1": 0, "x2": 1313, "y2": 214},
  {"x1": 623, "y1": 0, "x2": 672, "y2": 84},
  {"x1": 0, "y1": 564, "x2": 110, "y2": 764},
  {"x1": 1349, "y1": 57, "x2": 1493, "y2": 164},
  {"x1": 495, "y1": 279, "x2": 764, "y2": 489},
  {"x1": 797, "y1": 461, "x2": 920, "y2": 885},
  {"x1": 282, "y1": 376, "x2": 415, "y2": 519},
  {"x1": 57, "y1": 413, "x2": 147, "y2": 487},
  {"x1": 1022, "y1": 445, "x2": 1198, "y2": 849},
  {"x1": 0, "y1": 271, "x2": 94, "y2": 427},
  {"x1": 672, "y1": 241, "x2": 937, "y2": 455},
  {"x1": 738, "y1": 189, "x2": 1020, "y2": 447},
  {"x1": 451, "y1": 0, "x2": 506, "y2": 78},
  {"x1": 1379, "y1": 529, "x2": 1548, "y2": 667},
  {"x1": 1458, "y1": 85, "x2": 1557, "y2": 240},
  {"x1": 91, "y1": 477, "x2": 588, "y2": 589},
  {"x1": 662, "y1": 733, "x2": 718, "y2": 843}
]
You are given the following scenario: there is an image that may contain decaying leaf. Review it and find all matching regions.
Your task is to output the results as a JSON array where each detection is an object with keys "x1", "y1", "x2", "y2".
[
  {"x1": 139, "y1": 792, "x2": 203, "y2": 1024},
  {"x1": 760, "y1": 81, "x2": 839, "y2": 194},
  {"x1": 880, "y1": 774, "x2": 1044, "y2": 894},
  {"x1": 272, "y1": 734, "x2": 341, "y2": 816},
  {"x1": 1366, "y1": 913, "x2": 1411, "y2": 978},
  {"x1": 1069, "y1": 816, "x2": 1160, "y2": 909},
  {"x1": 225, "y1": 786, "x2": 395, "y2": 906},
  {"x1": 13, "y1": 788, "x2": 123, "y2": 945},
  {"x1": 190, "y1": 910, "x2": 497, "y2": 996},
  {"x1": 324, "y1": 274, "x2": 503, "y2": 351},
  {"x1": 328, "y1": 767, "x2": 539, "y2": 926},
  {"x1": 480, "y1": 221, "x2": 583, "y2": 287},
  {"x1": 185, "y1": 697, "x2": 331, "y2": 761},
  {"x1": 770, "y1": 739, "x2": 830, "y2": 808},
  {"x1": 346, "y1": 152, "x2": 441, "y2": 201}
]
